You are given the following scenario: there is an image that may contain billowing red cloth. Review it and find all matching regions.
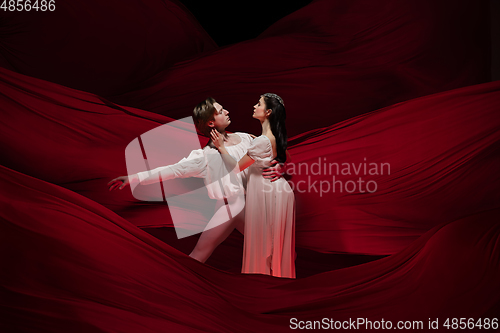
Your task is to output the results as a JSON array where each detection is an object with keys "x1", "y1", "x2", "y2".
[
  {"x1": 0, "y1": 0, "x2": 216, "y2": 96},
  {"x1": 1, "y1": 164, "x2": 499, "y2": 332},
  {"x1": 1, "y1": 67, "x2": 499, "y2": 257},
  {"x1": 1, "y1": 0, "x2": 499, "y2": 330},
  {"x1": 108, "y1": 0, "x2": 490, "y2": 136}
]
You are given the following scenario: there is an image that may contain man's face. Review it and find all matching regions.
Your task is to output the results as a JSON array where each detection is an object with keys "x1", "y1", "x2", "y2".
[{"x1": 210, "y1": 102, "x2": 231, "y2": 130}]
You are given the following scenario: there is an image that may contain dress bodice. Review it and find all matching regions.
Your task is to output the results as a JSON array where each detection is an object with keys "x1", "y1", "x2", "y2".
[{"x1": 247, "y1": 135, "x2": 276, "y2": 169}]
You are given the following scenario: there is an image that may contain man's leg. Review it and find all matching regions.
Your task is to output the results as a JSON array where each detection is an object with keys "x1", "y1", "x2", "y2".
[
  {"x1": 234, "y1": 209, "x2": 245, "y2": 235},
  {"x1": 189, "y1": 195, "x2": 245, "y2": 263}
]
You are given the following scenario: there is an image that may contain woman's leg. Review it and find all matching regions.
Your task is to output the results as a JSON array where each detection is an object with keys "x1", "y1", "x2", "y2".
[{"x1": 189, "y1": 195, "x2": 245, "y2": 263}]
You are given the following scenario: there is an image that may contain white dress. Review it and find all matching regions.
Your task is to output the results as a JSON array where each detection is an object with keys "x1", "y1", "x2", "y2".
[{"x1": 242, "y1": 135, "x2": 296, "y2": 278}]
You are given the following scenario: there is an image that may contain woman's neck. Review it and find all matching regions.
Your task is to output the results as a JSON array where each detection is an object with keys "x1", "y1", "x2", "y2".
[{"x1": 261, "y1": 119, "x2": 272, "y2": 136}]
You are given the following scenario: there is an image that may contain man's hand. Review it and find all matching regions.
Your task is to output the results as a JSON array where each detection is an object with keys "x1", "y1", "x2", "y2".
[
  {"x1": 108, "y1": 176, "x2": 131, "y2": 191},
  {"x1": 262, "y1": 160, "x2": 285, "y2": 182}
]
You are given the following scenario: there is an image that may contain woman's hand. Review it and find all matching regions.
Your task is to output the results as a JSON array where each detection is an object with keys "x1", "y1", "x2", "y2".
[
  {"x1": 210, "y1": 129, "x2": 225, "y2": 151},
  {"x1": 108, "y1": 176, "x2": 131, "y2": 191}
]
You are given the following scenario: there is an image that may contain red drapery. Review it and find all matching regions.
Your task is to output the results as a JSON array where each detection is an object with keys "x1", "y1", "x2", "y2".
[
  {"x1": 1, "y1": 0, "x2": 498, "y2": 331},
  {"x1": 107, "y1": 0, "x2": 491, "y2": 137}
]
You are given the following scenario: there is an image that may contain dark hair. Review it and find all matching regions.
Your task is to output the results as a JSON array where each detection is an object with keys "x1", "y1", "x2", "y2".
[
  {"x1": 262, "y1": 93, "x2": 287, "y2": 163},
  {"x1": 193, "y1": 97, "x2": 217, "y2": 137}
]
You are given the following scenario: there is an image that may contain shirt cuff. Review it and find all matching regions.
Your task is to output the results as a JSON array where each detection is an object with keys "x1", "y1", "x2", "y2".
[{"x1": 128, "y1": 173, "x2": 141, "y2": 186}]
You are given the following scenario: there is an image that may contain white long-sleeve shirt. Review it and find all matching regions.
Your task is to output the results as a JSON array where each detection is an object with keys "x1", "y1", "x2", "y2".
[{"x1": 131, "y1": 132, "x2": 253, "y2": 200}]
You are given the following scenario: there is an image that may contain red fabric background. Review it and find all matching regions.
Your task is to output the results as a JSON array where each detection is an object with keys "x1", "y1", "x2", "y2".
[
  {"x1": 0, "y1": 0, "x2": 498, "y2": 331},
  {"x1": 1, "y1": 164, "x2": 499, "y2": 331},
  {"x1": 108, "y1": 0, "x2": 490, "y2": 137},
  {"x1": 0, "y1": 0, "x2": 216, "y2": 96}
]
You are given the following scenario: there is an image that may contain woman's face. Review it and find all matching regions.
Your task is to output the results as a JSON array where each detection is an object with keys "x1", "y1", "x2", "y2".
[
  {"x1": 253, "y1": 97, "x2": 270, "y2": 120},
  {"x1": 211, "y1": 102, "x2": 231, "y2": 130}
]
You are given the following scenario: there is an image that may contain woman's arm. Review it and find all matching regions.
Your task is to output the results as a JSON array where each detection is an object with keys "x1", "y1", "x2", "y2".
[{"x1": 210, "y1": 129, "x2": 255, "y2": 173}]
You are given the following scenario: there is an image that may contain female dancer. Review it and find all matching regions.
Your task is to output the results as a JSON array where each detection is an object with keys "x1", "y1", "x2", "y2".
[
  {"x1": 210, "y1": 93, "x2": 296, "y2": 278},
  {"x1": 108, "y1": 97, "x2": 284, "y2": 263}
]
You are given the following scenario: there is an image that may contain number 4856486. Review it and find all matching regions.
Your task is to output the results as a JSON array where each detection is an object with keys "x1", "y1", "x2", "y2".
[
  {"x1": 1, "y1": 0, "x2": 56, "y2": 11},
  {"x1": 443, "y1": 318, "x2": 498, "y2": 330}
]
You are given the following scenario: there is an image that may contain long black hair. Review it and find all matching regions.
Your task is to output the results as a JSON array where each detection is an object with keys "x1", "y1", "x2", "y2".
[{"x1": 262, "y1": 93, "x2": 287, "y2": 163}]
